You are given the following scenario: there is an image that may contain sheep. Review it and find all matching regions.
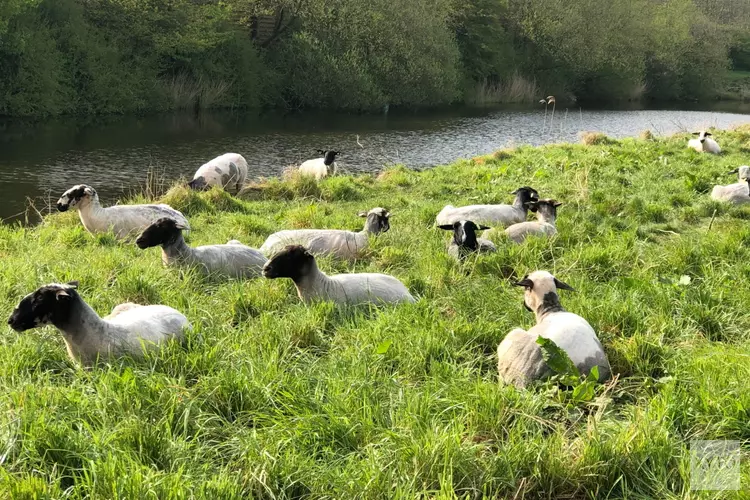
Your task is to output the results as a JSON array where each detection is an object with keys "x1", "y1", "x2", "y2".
[
  {"x1": 188, "y1": 153, "x2": 248, "y2": 194},
  {"x1": 298, "y1": 150, "x2": 339, "y2": 180},
  {"x1": 710, "y1": 166, "x2": 750, "y2": 204},
  {"x1": 136, "y1": 218, "x2": 267, "y2": 278},
  {"x1": 262, "y1": 245, "x2": 415, "y2": 306},
  {"x1": 435, "y1": 186, "x2": 539, "y2": 227},
  {"x1": 7, "y1": 282, "x2": 190, "y2": 366},
  {"x1": 56, "y1": 184, "x2": 190, "y2": 240},
  {"x1": 497, "y1": 271, "x2": 610, "y2": 389},
  {"x1": 688, "y1": 131, "x2": 721, "y2": 154},
  {"x1": 259, "y1": 207, "x2": 391, "y2": 260},
  {"x1": 499, "y1": 199, "x2": 561, "y2": 244},
  {"x1": 438, "y1": 220, "x2": 496, "y2": 260}
]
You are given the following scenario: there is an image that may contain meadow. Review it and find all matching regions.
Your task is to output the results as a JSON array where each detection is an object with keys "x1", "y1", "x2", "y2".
[{"x1": 1, "y1": 128, "x2": 750, "y2": 498}]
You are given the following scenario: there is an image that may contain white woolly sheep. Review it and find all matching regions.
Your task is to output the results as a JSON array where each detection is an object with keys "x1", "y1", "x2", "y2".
[
  {"x1": 188, "y1": 153, "x2": 248, "y2": 194},
  {"x1": 710, "y1": 166, "x2": 750, "y2": 204},
  {"x1": 262, "y1": 245, "x2": 415, "y2": 306},
  {"x1": 438, "y1": 220, "x2": 496, "y2": 260},
  {"x1": 435, "y1": 186, "x2": 539, "y2": 227},
  {"x1": 687, "y1": 131, "x2": 721, "y2": 154},
  {"x1": 298, "y1": 150, "x2": 339, "y2": 180},
  {"x1": 259, "y1": 207, "x2": 391, "y2": 260},
  {"x1": 56, "y1": 184, "x2": 190, "y2": 240},
  {"x1": 500, "y1": 199, "x2": 561, "y2": 244},
  {"x1": 7, "y1": 282, "x2": 190, "y2": 366},
  {"x1": 497, "y1": 271, "x2": 611, "y2": 389},
  {"x1": 136, "y1": 218, "x2": 267, "y2": 279}
]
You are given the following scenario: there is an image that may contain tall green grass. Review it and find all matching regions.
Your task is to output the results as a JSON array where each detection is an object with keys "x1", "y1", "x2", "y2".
[{"x1": 1, "y1": 129, "x2": 750, "y2": 497}]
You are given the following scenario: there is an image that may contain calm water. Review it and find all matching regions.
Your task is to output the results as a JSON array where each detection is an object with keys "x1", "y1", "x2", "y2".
[{"x1": 1, "y1": 103, "x2": 750, "y2": 223}]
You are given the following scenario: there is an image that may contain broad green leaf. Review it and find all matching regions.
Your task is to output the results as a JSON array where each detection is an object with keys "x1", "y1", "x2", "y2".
[
  {"x1": 536, "y1": 336, "x2": 580, "y2": 377},
  {"x1": 376, "y1": 340, "x2": 393, "y2": 355}
]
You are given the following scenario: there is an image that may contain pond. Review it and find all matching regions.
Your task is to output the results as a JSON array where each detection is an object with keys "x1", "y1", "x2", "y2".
[{"x1": 1, "y1": 102, "x2": 750, "y2": 223}]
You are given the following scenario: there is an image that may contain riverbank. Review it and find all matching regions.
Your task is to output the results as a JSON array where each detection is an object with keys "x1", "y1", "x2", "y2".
[{"x1": 1, "y1": 130, "x2": 749, "y2": 497}]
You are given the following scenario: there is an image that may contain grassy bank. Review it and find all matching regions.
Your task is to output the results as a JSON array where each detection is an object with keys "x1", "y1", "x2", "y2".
[{"x1": 2, "y1": 129, "x2": 750, "y2": 498}]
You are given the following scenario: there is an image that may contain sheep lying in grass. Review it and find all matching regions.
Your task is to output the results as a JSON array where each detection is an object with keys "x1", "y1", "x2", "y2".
[
  {"x1": 57, "y1": 184, "x2": 190, "y2": 240},
  {"x1": 136, "y1": 218, "x2": 267, "y2": 278},
  {"x1": 7, "y1": 282, "x2": 190, "y2": 366},
  {"x1": 259, "y1": 207, "x2": 391, "y2": 260},
  {"x1": 262, "y1": 245, "x2": 415, "y2": 306},
  {"x1": 438, "y1": 220, "x2": 496, "y2": 260},
  {"x1": 298, "y1": 150, "x2": 339, "y2": 180},
  {"x1": 188, "y1": 153, "x2": 248, "y2": 194},
  {"x1": 497, "y1": 271, "x2": 610, "y2": 389},
  {"x1": 500, "y1": 199, "x2": 561, "y2": 244},
  {"x1": 688, "y1": 131, "x2": 721, "y2": 154},
  {"x1": 435, "y1": 186, "x2": 539, "y2": 227},
  {"x1": 710, "y1": 166, "x2": 750, "y2": 204}
]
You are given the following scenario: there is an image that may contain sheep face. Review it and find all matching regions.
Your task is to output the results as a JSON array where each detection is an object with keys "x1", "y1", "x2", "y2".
[
  {"x1": 692, "y1": 131, "x2": 711, "y2": 144},
  {"x1": 359, "y1": 207, "x2": 391, "y2": 234},
  {"x1": 513, "y1": 271, "x2": 574, "y2": 313},
  {"x1": 8, "y1": 282, "x2": 79, "y2": 331},
  {"x1": 57, "y1": 185, "x2": 96, "y2": 212},
  {"x1": 136, "y1": 218, "x2": 185, "y2": 249},
  {"x1": 511, "y1": 186, "x2": 540, "y2": 206},
  {"x1": 527, "y1": 199, "x2": 562, "y2": 218},
  {"x1": 263, "y1": 245, "x2": 315, "y2": 281},
  {"x1": 319, "y1": 150, "x2": 340, "y2": 166},
  {"x1": 728, "y1": 166, "x2": 750, "y2": 180},
  {"x1": 438, "y1": 220, "x2": 489, "y2": 249},
  {"x1": 188, "y1": 177, "x2": 208, "y2": 190}
]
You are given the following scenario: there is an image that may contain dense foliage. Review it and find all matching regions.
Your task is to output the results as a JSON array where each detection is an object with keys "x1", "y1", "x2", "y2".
[
  {"x1": 0, "y1": 0, "x2": 748, "y2": 117},
  {"x1": 2, "y1": 128, "x2": 750, "y2": 496}
]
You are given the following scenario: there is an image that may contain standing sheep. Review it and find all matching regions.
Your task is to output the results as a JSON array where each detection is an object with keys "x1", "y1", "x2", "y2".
[
  {"x1": 56, "y1": 184, "x2": 190, "y2": 240},
  {"x1": 259, "y1": 207, "x2": 391, "y2": 260},
  {"x1": 497, "y1": 271, "x2": 610, "y2": 389},
  {"x1": 435, "y1": 187, "x2": 539, "y2": 227},
  {"x1": 687, "y1": 131, "x2": 721, "y2": 154},
  {"x1": 298, "y1": 150, "x2": 339, "y2": 180},
  {"x1": 7, "y1": 282, "x2": 190, "y2": 366},
  {"x1": 188, "y1": 153, "x2": 248, "y2": 194},
  {"x1": 262, "y1": 245, "x2": 415, "y2": 306},
  {"x1": 136, "y1": 218, "x2": 267, "y2": 279}
]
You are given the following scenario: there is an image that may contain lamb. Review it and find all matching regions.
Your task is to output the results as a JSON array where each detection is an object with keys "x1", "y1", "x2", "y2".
[
  {"x1": 298, "y1": 150, "x2": 339, "y2": 180},
  {"x1": 56, "y1": 184, "x2": 190, "y2": 240},
  {"x1": 7, "y1": 282, "x2": 190, "y2": 366},
  {"x1": 136, "y1": 218, "x2": 267, "y2": 279},
  {"x1": 188, "y1": 153, "x2": 248, "y2": 194},
  {"x1": 259, "y1": 207, "x2": 391, "y2": 260},
  {"x1": 497, "y1": 271, "x2": 611, "y2": 389},
  {"x1": 438, "y1": 220, "x2": 496, "y2": 260},
  {"x1": 435, "y1": 186, "x2": 539, "y2": 227},
  {"x1": 262, "y1": 245, "x2": 415, "y2": 306},
  {"x1": 500, "y1": 199, "x2": 561, "y2": 244},
  {"x1": 687, "y1": 131, "x2": 721, "y2": 154},
  {"x1": 710, "y1": 166, "x2": 750, "y2": 204}
]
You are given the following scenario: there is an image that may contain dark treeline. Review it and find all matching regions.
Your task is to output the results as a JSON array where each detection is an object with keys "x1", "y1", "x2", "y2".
[{"x1": 1, "y1": 0, "x2": 749, "y2": 118}]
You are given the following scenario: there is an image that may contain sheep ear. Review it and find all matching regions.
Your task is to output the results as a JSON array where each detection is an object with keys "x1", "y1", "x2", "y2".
[
  {"x1": 728, "y1": 169, "x2": 739, "y2": 175},
  {"x1": 358, "y1": 211, "x2": 368, "y2": 217},
  {"x1": 513, "y1": 278, "x2": 534, "y2": 289},
  {"x1": 84, "y1": 187, "x2": 95, "y2": 196},
  {"x1": 56, "y1": 289, "x2": 71, "y2": 300},
  {"x1": 66, "y1": 281, "x2": 79, "y2": 289},
  {"x1": 438, "y1": 224, "x2": 455, "y2": 230},
  {"x1": 554, "y1": 278, "x2": 575, "y2": 291},
  {"x1": 478, "y1": 225, "x2": 491, "y2": 230},
  {"x1": 384, "y1": 211, "x2": 393, "y2": 218},
  {"x1": 705, "y1": 132, "x2": 712, "y2": 137},
  {"x1": 174, "y1": 222, "x2": 187, "y2": 230},
  {"x1": 553, "y1": 201, "x2": 563, "y2": 208},
  {"x1": 692, "y1": 132, "x2": 700, "y2": 135}
]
